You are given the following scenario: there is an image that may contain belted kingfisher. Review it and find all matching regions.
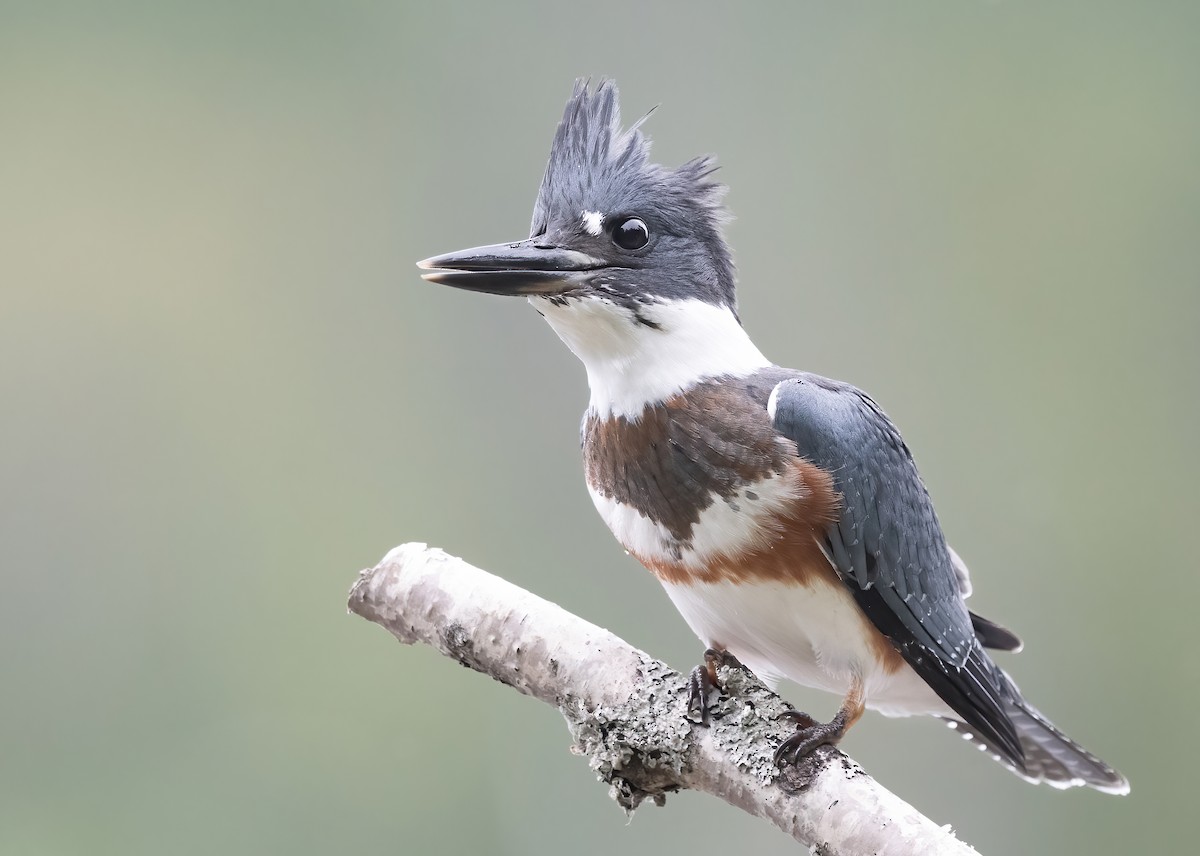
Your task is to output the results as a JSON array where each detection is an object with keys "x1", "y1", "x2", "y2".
[{"x1": 417, "y1": 80, "x2": 1128, "y2": 793}]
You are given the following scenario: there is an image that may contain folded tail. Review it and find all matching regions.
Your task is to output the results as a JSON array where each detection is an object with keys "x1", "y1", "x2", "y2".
[{"x1": 943, "y1": 692, "x2": 1129, "y2": 794}]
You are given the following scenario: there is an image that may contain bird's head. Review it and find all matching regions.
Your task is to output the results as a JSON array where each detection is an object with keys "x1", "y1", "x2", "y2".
[
  {"x1": 419, "y1": 80, "x2": 767, "y2": 418},
  {"x1": 418, "y1": 79, "x2": 737, "y2": 315}
]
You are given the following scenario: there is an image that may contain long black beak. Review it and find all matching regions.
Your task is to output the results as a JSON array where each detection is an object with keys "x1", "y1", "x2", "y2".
[{"x1": 417, "y1": 239, "x2": 605, "y2": 295}]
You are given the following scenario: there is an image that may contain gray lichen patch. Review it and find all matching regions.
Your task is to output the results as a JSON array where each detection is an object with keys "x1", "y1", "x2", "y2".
[
  {"x1": 563, "y1": 649, "x2": 854, "y2": 812},
  {"x1": 440, "y1": 621, "x2": 477, "y2": 669},
  {"x1": 565, "y1": 655, "x2": 693, "y2": 812},
  {"x1": 707, "y1": 661, "x2": 786, "y2": 780},
  {"x1": 704, "y1": 657, "x2": 836, "y2": 792}
]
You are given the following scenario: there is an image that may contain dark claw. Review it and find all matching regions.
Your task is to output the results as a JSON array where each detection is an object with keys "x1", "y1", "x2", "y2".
[
  {"x1": 773, "y1": 715, "x2": 846, "y2": 767},
  {"x1": 687, "y1": 648, "x2": 725, "y2": 724},
  {"x1": 776, "y1": 709, "x2": 818, "y2": 729}
]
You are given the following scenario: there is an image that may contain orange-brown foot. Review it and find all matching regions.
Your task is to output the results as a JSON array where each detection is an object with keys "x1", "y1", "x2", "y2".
[{"x1": 774, "y1": 682, "x2": 865, "y2": 767}]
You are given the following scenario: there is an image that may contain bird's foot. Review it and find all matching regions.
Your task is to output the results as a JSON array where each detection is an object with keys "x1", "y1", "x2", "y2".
[
  {"x1": 686, "y1": 648, "x2": 731, "y2": 725},
  {"x1": 773, "y1": 710, "x2": 848, "y2": 766}
]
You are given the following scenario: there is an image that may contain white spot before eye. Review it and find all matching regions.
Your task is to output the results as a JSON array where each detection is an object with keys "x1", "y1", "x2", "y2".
[{"x1": 582, "y1": 210, "x2": 604, "y2": 236}]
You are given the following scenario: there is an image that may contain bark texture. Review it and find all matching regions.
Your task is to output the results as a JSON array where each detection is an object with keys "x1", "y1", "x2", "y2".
[{"x1": 348, "y1": 542, "x2": 979, "y2": 855}]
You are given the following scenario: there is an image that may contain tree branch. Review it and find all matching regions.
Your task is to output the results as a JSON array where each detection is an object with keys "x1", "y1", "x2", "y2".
[{"x1": 347, "y1": 543, "x2": 979, "y2": 855}]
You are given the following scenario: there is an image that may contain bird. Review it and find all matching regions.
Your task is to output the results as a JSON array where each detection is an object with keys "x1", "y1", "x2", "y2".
[{"x1": 416, "y1": 79, "x2": 1128, "y2": 794}]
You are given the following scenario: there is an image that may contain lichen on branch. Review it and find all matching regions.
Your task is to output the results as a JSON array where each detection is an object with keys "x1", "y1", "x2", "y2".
[{"x1": 348, "y1": 542, "x2": 978, "y2": 856}]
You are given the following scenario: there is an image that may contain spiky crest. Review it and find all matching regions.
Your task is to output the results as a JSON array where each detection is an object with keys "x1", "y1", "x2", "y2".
[{"x1": 530, "y1": 80, "x2": 730, "y2": 245}]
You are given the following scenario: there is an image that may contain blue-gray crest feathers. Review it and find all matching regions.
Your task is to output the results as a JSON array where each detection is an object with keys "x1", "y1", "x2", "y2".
[{"x1": 531, "y1": 79, "x2": 730, "y2": 240}]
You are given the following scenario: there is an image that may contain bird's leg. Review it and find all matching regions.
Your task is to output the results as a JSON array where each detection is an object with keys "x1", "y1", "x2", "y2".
[
  {"x1": 773, "y1": 678, "x2": 865, "y2": 766},
  {"x1": 687, "y1": 647, "x2": 730, "y2": 724}
]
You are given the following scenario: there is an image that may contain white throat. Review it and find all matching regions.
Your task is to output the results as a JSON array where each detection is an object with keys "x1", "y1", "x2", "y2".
[{"x1": 531, "y1": 295, "x2": 771, "y2": 419}]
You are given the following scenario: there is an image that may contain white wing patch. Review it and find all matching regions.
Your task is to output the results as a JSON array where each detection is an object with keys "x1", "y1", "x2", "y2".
[
  {"x1": 581, "y1": 210, "x2": 604, "y2": 236},
  {"x1": 947, "y1": 545, "x2": 972, "y2": 597},
  {"x1": 766, "y1": 381, "x2": 784, "y2": 422}
]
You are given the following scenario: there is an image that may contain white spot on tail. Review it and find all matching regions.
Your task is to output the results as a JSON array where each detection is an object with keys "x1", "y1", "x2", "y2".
[{"x1": 581, "y1": 210, "x2": 604, "y2": 236}]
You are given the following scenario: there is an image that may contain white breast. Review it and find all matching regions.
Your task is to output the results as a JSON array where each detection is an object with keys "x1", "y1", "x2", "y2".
[
  {"x1": 534, "y1": 295, "x2": 771, "y2": 420},
  {"x1": 661, "y1": 576, "x2": 952, "y2": 719}
]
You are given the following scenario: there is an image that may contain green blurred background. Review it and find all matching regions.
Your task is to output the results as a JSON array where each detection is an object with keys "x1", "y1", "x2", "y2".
[{"x1": 3, "y1": 1, "x2": 1197, "y2": 853}]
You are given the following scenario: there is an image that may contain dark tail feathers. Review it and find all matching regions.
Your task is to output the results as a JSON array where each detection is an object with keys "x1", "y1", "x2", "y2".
[{"x1": 943, "y1": 696, "x2": 1129, "y2": 794}]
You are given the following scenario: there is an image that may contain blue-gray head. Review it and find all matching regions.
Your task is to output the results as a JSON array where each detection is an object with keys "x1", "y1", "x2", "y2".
[{"x1": 419, "y1": 79, "x2": 738, "y2": 313}]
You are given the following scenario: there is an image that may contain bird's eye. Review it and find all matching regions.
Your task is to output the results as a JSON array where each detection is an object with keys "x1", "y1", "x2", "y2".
[{"x1": 611, "y1": 217, "x2": 649, "y2": 250}]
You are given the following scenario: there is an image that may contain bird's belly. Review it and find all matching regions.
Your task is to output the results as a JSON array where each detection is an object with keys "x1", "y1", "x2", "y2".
[
  {"x1": 661, "y1": 576, "x2": 951, "y2": 719},
  {"x1": 584, "y1": 449, "x2": 947, "y2": 717}
]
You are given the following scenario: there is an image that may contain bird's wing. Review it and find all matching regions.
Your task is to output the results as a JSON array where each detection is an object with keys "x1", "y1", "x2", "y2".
[
  {"x1": 952, "y1": 544, "x2": 1025, "y2": 651},
  {"x1": 769, "y1": 375, "x2": 1024, "y2": 765}
]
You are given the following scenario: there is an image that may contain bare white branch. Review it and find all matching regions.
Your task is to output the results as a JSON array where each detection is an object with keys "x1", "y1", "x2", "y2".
[{"x1": 348, "y1": 543, "x2": 979, "y2": 855}]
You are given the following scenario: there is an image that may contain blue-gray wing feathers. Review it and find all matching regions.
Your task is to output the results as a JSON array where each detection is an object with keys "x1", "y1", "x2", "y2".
[{"x1": 769, "y1": 375, "x2": 1024, "y2": 765}]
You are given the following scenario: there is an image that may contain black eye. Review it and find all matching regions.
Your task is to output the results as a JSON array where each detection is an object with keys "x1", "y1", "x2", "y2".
[{"x1": 611, "y1": 217, "x2": 649, "y2": 250}]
